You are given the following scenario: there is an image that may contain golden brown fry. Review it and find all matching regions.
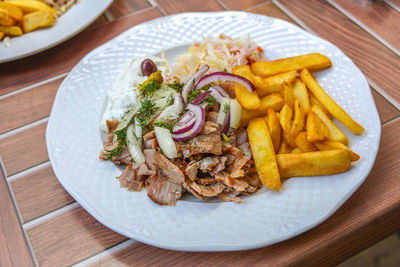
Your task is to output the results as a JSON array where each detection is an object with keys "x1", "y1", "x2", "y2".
[
  {"x1": 0, "y1": 25, "x2": 22, "y2": 36},
  {"x1": 265, "y1": 108, "x2": 281, "y2": 153},
  {"x1": 300, "y1": 69, "x2": 364, "y2": 135},
  {"x1": 311, "y1": 105, "x2": 349, "y2": 145},
  {"x1": 241, "y1": 93, "x2": 284, "y2": 126},
  {"x1": 248, "y1": 118, "x2": 281, "y2": 190},
  {"x1": 291, "y1": 148, "x2": 302, "y2": 154},
  {"x1": 255, "y1": 70, "x2": 297, "y2": 96},
  {"x1": 0, "y1": 2, "x2": 23, "y2": 21},
  {"x1": 282, "y1": 82, "x2": 295, "y2": 110},
  {"x1": 314, "y1": 140, "x2": 360, "y2": 162},
  {"x1": 292, "y1": 78, "x2": 310, "y2": 113},
  {"x1": 279, "y1": 104, "x2": 293, "y2": 136},
  {"x1": 251, "y1": 53, "x2": 332, "y2": 78},
  {"x1": 0, "y1": 32, "x2": 4, "y2": 40},
  {"x1": 0, "y1": 16, "x2": 14, "y2": 26},
  {"x1": 6, "y1": 0, "x2": 57, "y2": 15},
  {"x1": 232, "y1": 65, "x2": 261, "y2": 110},
  {"x1": 278, "y1": 140, "x2": 291, "y2": 154},
  {"x1": 277, "y1": 150, "x2": 351, "y2": 178},
  {"x1": 306, "y1": 110, "x2": 329, "y2": 142},
  {"x1": 309, "y1": 92, "x2": 331, "y2": 118},
  {"x1": 23, "y1": 10, "x2": 54, "y2": 33},
  {"x1": 0, "y1": 7, "x2": 9, "y2": 20},
  {"x1": 282, "y1": 132, "x2": 297, "y2": 148},
  {"x1": 291, "y1": 99, "x2": 305, "y2": 137},
  {"x1": 295, "y1": 131, "x2": 317, "y2": 152}
]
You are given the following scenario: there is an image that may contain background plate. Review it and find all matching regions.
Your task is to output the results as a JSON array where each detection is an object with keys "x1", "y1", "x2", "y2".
[
  {"x1": 0, "y1": 0, "x2": 112, "y2": 63},
  {"x1": 46, "y1": 12, "x2": 380, "y2": 251}
]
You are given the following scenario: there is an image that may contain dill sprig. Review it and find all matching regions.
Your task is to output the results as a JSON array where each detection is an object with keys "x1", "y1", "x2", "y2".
[
  {"x1": 222, "y1": 103, "x2": 229, "y2": 114},
  {"x1": 104, "y1": 128, "x2": 127, "y2": 160},
  {"x1": 167, "y1": 81, "x2": 184, "y2": 92},
  {"x1": 136, "y1": 98, "x2": 156, "y2": 127},
  {"x1": 153, "y1": 120, "x2": 175, "y2": 131}
]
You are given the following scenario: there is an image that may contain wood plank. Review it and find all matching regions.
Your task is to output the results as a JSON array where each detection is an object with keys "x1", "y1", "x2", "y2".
[
  {"x1": 246, "y1": 1, "x2": 296, "y2": 23},
  {"x1": 0, "y1": 123, "x2": 48, "y2": 176},
  {"x1": 91, "y1": 14, "x2": 108, "y2": 27},
  {"x1": 0, "y1": 164, "x2": 34, "y2": 267},
  {"x1": 220, "y1": 0, "x2": 265, "y2": 10},
  {"x1": 90, "y1": 117, "x2": 400, "y2": 266},
  {"x1": 0, "y1": 8, "x2": 162, "y2": 96},
  {"x1": 333, "y1": 0, "x2": 400, "y2": 51},
  {"x1": 389, "y1": 0, "x2": 400, "y2": 8},
  {"x1": 155, "y1": 0, "x2": 224, "y2": 14},
  {"x1": 371, "y1": 89, "x2": 400, "y2": 124},
  {"x1": 278, "y1": 0, "x2": 400, "y2": 105},
  {"x1": 10, "y1": 165, "x2": 74, "y2": 223},
  {"x1": 108, "y1": 0, "x2": 150, "y2": 18},
  {"x1": 27, "y1": 206, "x2": 127, "y2": 267},
  {"x1": 0, "y1": 78, "x2": 63, "y2": 134}
]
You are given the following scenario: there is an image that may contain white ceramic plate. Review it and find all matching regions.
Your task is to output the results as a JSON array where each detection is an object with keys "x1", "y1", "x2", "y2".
[
  {"x1": 47, "y1": 12, "x2": 380, "y2": 251},
  {"x1": 0, "y1": 0, "x2": 112, "y2": 63}
]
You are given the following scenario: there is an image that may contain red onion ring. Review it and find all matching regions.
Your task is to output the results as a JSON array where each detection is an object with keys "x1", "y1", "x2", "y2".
[
  {"x1": 191, "y1": 90, "x2": 211, "y2": 105},
  {"x1": 195, "y1": 72, "x2": 255, "y2": 92},
  {"x1": 182, "y1": 65, "x2": 210, "y2": 104},
  {"x1": 210, "y1": 86, "x2": 229, "y2": 104},
  {"x1": 172, "y1": 118, "x2": 196, "y2": 134},
  {"x1": 172, "y1": 104, "x2": 205, "y2": 141}
]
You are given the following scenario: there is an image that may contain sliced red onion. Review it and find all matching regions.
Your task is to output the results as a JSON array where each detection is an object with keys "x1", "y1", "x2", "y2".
[
  {"x1": 173, "y1": 117, "x2": 196, "y2": 134},
  {"x1": 195, "y1": 72, "x2": 255, "y2": 92},
  {"x1": 172, "y1": 104, "x2": 205, "y2": 141},
  {"x1": 182, "y1": 65, "x2": 210, "y2": 104},
  {"x1": 222, "y1": 105, "x2": 231, "y2": 134},
  {"x1": 210, "y1": 86, "x2": 229, "y2": 104},
  {"x1": 191, "y1": 90, "x2": 211, "y2": 105},
  {"x1": 178, "y1": 111, "x2": 195, "y2": 125},
  {"x1": 157, "y1": 92, "x2": 184, "y2": 121}
]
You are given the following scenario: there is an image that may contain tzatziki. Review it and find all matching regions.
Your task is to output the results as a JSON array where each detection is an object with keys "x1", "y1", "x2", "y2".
[{"x1": 100, "y1": 55, "x2": 167, "y2": 132}]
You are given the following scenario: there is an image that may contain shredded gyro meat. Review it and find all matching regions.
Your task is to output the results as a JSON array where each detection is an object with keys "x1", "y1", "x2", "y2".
[{"x1": 145, "y1": 171, "x2": 182, "y2": 206}]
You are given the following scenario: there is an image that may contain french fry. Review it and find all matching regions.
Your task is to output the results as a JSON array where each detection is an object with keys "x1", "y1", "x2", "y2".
[
  {"x1": 0, "y1": 25, "x2": 22, "y2": 36},
  {"x1": 314, "y1": 140, "x2": 360, "y2": 162},
  {"x1": 0, "y1": 7, "x2": 8, "y2": 20},
  {"x1": 283, "y1": 132, "x2": 297, "y2": 148},
  {"x1": 279, "y1": 103, "x2": 292, "y2": 135},
  {"x1": 277, "y1": 150, "x2": 351, "y2": 178},
  {"x1": 0, "y1": 32, "x2": 4, "y2": 40},
  {"x1": 0, "y1": 17, "x2": 14, "y2": 27},
  {"x1": 255, "y1": 70, "x2": 297, "y2": 96},
  {"x1": 312, "y1": 105, "x2": 349, "y2": 145},
  {"x1": 309, "y1": 92, "x2": 331, "y2": 118},
  {"x1": 282, "y1": 82, "x2": 295, "y2": 110},
  {"x1": 251, "y1": 53, "x2": 332, "y2": 78},
  {"x1": 291, "y1": 148, "x2": 302, "y2": 154},
  {"x1": 292, "y1": 78, "x2": 310, "y2": 113},
  {"x1": 6, "y1": 0, "x2": 57, "y2": 15},
  {"x1": 232, "y1": 65, "x2": 261, "y2": 110},
  {"x1": 295, "y1": 131, "x2": 317, "y2": 152},
  {"x1": 241, "y1": 93, "x2": 284, "y2": 126},
  {"x1": 265, "y1": 108, "x2": 281, "y2": 153},
  {"x1": 291, "y1": 99, "x2": 305, "y2": 137},
  {"x1": 248, "y1": 118, "x2": 281, "y2": 190},
  {"x1": 300, "y1": 69, "x2": 364, "y2": 135},
  {"x1": 278, "y1": 140, "x2": 291, "y2": 154},
  {"x1": 0, "y1": 2, "x2": 23, "y2": 21},
  {"x1": 306, "y1": 110, "x2": 329, "y2": 142}
]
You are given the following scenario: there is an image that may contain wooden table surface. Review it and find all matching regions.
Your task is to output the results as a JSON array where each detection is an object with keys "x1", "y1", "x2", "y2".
[{"x1": 1, "y1": 0, "x2": 400, "y2": 266}]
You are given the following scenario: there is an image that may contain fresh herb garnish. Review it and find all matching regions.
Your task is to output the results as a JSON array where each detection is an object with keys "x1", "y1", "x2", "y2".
[
  {"x1": 104, "y1": 128, "x2": 127, "y2": 160},
  {"x1": 153, "y1": 120, "x2": 175, "y2": 131},
  {"x1": 187, "y1": 90, "x2": 201, "y2": 103},
  {"x1": 167, "y1": 81, "x2": 184, "y2": 92},
  {"x1": 140, "y1": 71, "x2": 163, "y2": 96},
  {"x1": 205, "y1": 95, "x2": 216, "y2": 107},
  {"x1": 222, "y1": 103, "x2": 229, "y2": 114},
  {"x1": 136, "y1": 98, "x2": 156, "y2": 127}
]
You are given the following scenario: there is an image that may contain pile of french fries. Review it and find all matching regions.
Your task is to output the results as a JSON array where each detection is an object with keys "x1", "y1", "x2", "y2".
[
  {"x1": 233, "y1": 53, "x2": 364, "y2": 191},
  {"x1": 0, "y1": 0, "x2": 58, "y2": 41}
]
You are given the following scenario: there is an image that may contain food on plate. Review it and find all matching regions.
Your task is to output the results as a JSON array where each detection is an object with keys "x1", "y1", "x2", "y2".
[
  {"x1": 99, "y1": 34, "x2": 364, "y2": 205},
  {"x1": 251, "y1": 53, "x2": 332, "y2": 77},
  {"x1": 300, "y1": 69, "x2": 365, "y2": 135},
  {"x1": 0, "y1": 0, "x2": 76, "y2": 45},
  {"x1": 277, "y1": 150, "x2": 351, "y2": 178},
  {"x1": 248, "y1": 118, "x2": 281, "y2": 190}
]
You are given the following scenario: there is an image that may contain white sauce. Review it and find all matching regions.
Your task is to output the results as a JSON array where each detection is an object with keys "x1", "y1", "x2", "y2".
[{"x1": 100, "y1": 56, "x2": 167, "y2": 132}]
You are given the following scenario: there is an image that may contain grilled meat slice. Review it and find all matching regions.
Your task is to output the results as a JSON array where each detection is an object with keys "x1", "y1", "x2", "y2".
[
  {"x1": 199, "y1": 156, "x2": 219, "y2": 173},
  {"x1": 199, "y1": 121, "x2": 219, "y2": 135},
  {"x1": 185, "y1": 161, "x2": 198, "y2": 181},
  {"x1": 145, "y1": 171, "x2": 182, "y2": 206},
  {"x1": 215, "y1": 172, "x2": 249, "y2": 192},
  {"x1": 106, "y1": 120, "x2": 119, "y2": 143},
  {"x1": 197, "y1": 177, "x2": 217, "y2": 185},
  {"x1": 219, "y1": 191, "x2": 245, "y2": 203},
  {"x1": 144, "y1": 138, "x2": 158, "y2": 149},
  {"x1": 185, "y1": 179, "x2": 225, "y2": 197},
  {"x1": 209, "y1": 156, "x2": 227, "y2": 176},
  {"x1": 184, "y1": 133, "x2": 223, "y2": 155},
  {"x1": 118, "y1": 164, "x2": 145, "y2": 191},
  {"x1": 143, "y1": 130, "x2": 156, "y2": 141},
  {"x1": 144, "y1": 149, "x2": 158, "y2": 171},
  {"x1": 207, "y1": 111, "x2": 219, "y2": 123},
  {"x1": 154, "y1": 153, "x2": 185, "y2": 184}
]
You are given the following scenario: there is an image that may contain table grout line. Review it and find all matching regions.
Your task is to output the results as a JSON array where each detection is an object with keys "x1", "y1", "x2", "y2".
[
  {"x1": 23, "y1": 202, "x2": 80, "y2": 230},
  {"x1": 73, "y1": 239, "x2": 136, "y2": 267},
  {"x1": 0, "y1": 158, "x2": 39, "y2": 267},
  {"x1": 384, "y1": 0, "x2": 400, "y2": 13},
  {"x1": 245, "y1": 1, "x2": 274, "y2": 11},
  {"x1": 381, "y1": 114, "x2": 400, "y2": 126},
  {"x1": 272, "y1": 0, "x2": 317, "y2": 35},
  {"x1": 0, "y1": 72, "x2": 68, "y2": 101},
  {"x1": 152, "y1": 0, "x2": 167, "y2": 16},
  {"x1": 215, "y1": 0, "x2": 229, "y2": 10},
  {"x1": 0, "y1": 117, "x2": 48, "y2": 140},
  {"x1": 147, "y1": 0, "x2": 157, "y2": 7},
  {"x1": 327, "y1": 0, "x2": 400, "y2": 57},
  {"x1": 6, "y1": 161, "x2": 51, "y2": 182},
  {"x1": 367, "y1": 78, "x2": 400, "y2": 111}
]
